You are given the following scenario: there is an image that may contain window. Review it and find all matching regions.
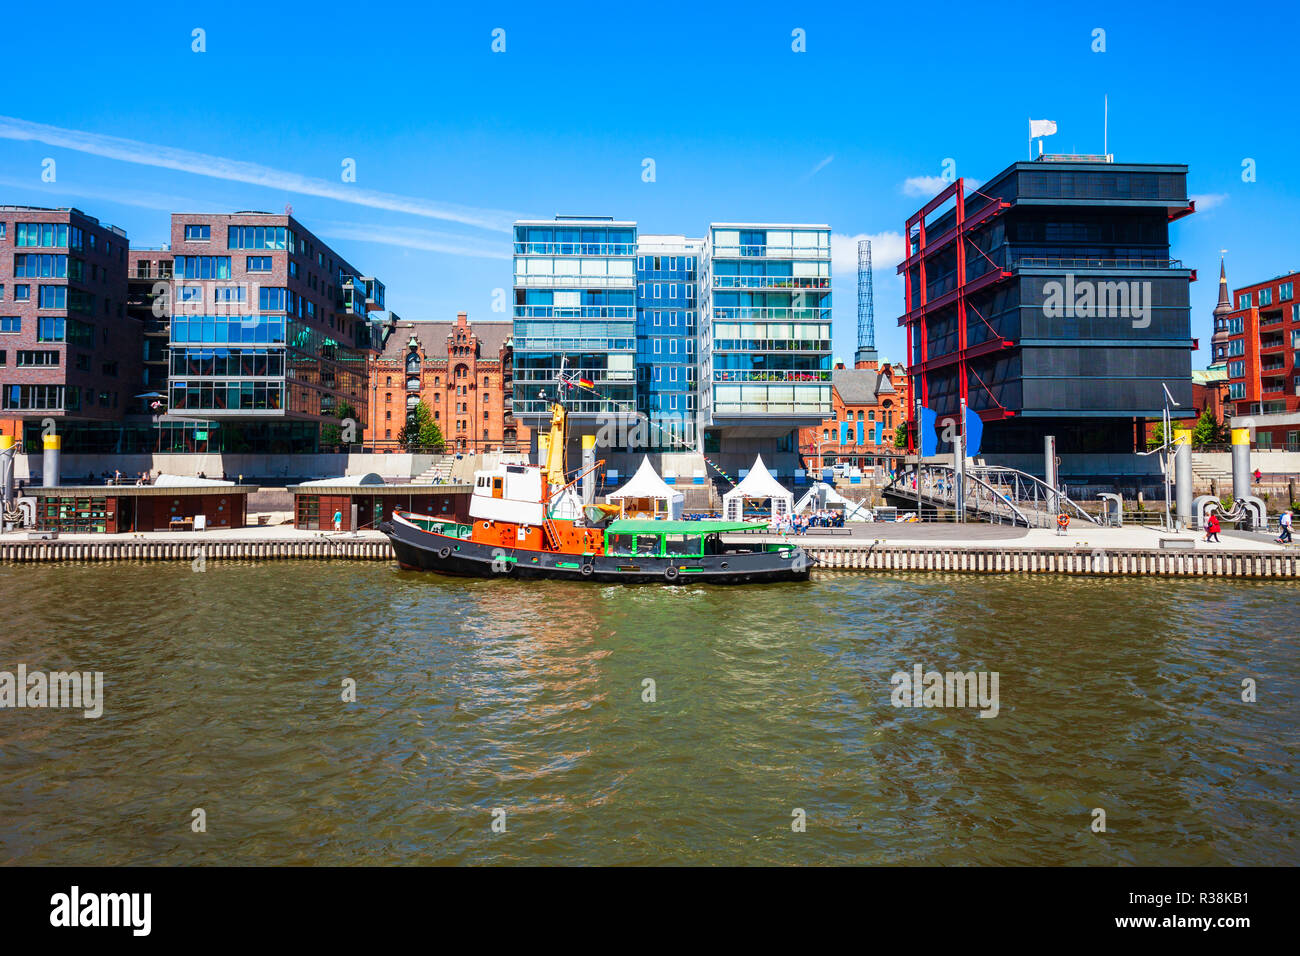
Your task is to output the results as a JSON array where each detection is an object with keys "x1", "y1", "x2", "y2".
[
  {"x1": 1282, "y1": 282, "x2": 1294, "y2": 301},
  {"x1": 0, "y1": 317, "x2": 18, "y2": 333},
  {"x1": 17, "y1": 349, "x2": 59, "y2": 366},
  {"x1": 3, "y1": 384, "x2": 76, "y2": 410},
  {"x1": 247, "y1": 256, "x2": 272, "y2": 273},
  {"x1": 1228, "y1": 382, "x2": 1245, "y2": 399},
  {"x1": 16, "y1": 222, "x2": 70, "y2": 247},
  {"x1": 38, "y1": 286, "x2": 67, "y2": 309},
  {"x1": 1229, "y1": 339, "x2": 1245, "y2": 356},
  {"x1": 1261, "y1": 287, "x2": 1273, "y2": 307},
  {"x1": 14, "y1": 285, "x2": 30, "y2": 301},
  {"x1": 228, "y1": 225, "x2": 292, "y2": 250},
  {"x1": 1239, "y1": 292, "x2": 1252, "y2": 309},
  {"x1": 184, "y1": 224, "x2": 211, "y2": 241},
  {"x1": 1229, "y1": 360, "x2": 1245, "y2": 378},
  {"x1": 13, "y1": 254, "x2": 67, "y2": 278},
  {"x1": 175, "y1": 256, "x2": 231, "y2": 279}
]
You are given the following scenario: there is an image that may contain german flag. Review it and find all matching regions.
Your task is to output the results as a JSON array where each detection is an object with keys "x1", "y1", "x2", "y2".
[{"x1": 575, "y1": 377, "x2": 594, "y2": 389}]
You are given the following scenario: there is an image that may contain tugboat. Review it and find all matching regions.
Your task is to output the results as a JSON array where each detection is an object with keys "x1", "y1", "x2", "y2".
[{"x1": 379, "y1": 396, "x2": 811, "y2": 585}]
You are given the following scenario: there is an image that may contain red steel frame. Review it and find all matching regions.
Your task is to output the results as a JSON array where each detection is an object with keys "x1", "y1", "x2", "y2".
[{"x1": 898, "y1": 178, "x2": 1015, "y2": 450}]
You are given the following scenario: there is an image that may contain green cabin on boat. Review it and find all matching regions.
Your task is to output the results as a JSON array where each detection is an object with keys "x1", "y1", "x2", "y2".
[{"x1": 602, "y1": 519, "x2": 770, "y2": 558}]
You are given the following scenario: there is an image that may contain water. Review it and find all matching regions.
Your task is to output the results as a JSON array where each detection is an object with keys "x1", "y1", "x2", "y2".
[{"x1": 0, "y1": 562, "x2": 1296, "y2": 865}]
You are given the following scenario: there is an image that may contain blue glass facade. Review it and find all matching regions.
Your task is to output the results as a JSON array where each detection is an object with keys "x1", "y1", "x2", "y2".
[
  {"x1": 635, "y1": 238, "x2": 701, "y2": 450},
  {"x1": 512, "y1": 218, "x2": 637, "y2": 421}
]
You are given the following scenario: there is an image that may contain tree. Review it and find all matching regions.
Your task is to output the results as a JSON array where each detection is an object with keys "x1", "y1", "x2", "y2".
[
  {"x1": 397, "y1": 400, "x2": 444, "y2": 451},
  {"x1": 893, "y1": 424, "x2": 909, "y2": 449},
  {"x1": 320, "y1": 401, "x2": 360, "y2": 449},
  {"x1": 1191, "y1": 405, "x2": 1225, "y2": 447}
]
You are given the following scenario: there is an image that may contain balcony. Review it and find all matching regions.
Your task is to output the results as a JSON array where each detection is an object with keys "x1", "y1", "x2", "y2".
[
  {"x1": 1260, "y1": 337, "x2": 1286, "y2": 352},
  {"x1": 711, "y1": 275, "x2": 831, "y2": 291},
  {"x1": 1011, "y1": 255, "x2": 1184, "y2": 270},
  {"x1": 361, "y1": 276, "x2": 384, "y2": 311},
  {"x1": 710, "y1": 243, "x2": 831, "y2": 260}
]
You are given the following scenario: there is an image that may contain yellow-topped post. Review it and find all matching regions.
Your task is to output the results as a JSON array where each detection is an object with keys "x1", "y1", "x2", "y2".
[
  {"x1": 42, "y1": 431, "x2": 62, "y2": 488},
  {"x1": 1231, "y1": 426, "x2": 1252, "y2": 501},
  {"x1": 1173, "y1": 428, "x2": 1192, "y2": 529}
]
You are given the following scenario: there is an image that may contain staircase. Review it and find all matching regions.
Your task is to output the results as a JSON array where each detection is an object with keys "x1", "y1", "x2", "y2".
[{"x1": 411, "y1": 455, "x2": 456, "y2": 485}]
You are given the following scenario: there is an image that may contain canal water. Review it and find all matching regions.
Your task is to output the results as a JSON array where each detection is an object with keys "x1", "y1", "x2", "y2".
[{"x1": 0, "y1": 562, "x2": 1296, "y2": 866}]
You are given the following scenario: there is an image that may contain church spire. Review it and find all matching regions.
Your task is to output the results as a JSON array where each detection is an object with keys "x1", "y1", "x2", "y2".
[{"x1": 1214, "y1": 254, "x2": 1232, "y2": 317}]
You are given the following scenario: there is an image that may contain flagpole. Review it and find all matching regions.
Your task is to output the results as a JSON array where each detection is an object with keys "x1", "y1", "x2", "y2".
[{"x1": 1104, "y1": 94, "x2": 1109, "y2": 157}]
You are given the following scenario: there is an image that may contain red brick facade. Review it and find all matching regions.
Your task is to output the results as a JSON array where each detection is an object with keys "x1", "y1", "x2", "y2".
[
  {"x1": 0, "y1": 207, "x2": 137, "y2": 430},
  {"x1": 799, "y1": 360, "x2": 910, "y2": 471},
  {"x1": 366, "y1": 312, "x2": 527, "y2": 453}
]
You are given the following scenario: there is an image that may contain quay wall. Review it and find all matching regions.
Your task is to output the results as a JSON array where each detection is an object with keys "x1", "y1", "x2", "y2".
[{"x1": 1, "y1": 538, "x2": 1298, "y2": 579}]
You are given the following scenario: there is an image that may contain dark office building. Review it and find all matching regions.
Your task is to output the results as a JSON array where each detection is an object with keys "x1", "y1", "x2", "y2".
[{"x1": 897, "y1": 157, "x2": 1195, "y2": 455}]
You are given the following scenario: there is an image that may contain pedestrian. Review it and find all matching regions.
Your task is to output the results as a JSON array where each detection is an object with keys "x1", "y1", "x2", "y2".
[
  {"x1": 1277, "y1": 509, "x2": 1293, "y2": 544},
  {"x1": 1254, "y1": 468, "x2": 1262, "y2": 484},
  {"x1": 1205, "y1": 511, "x2": 1221, "y2": 543},
  {"x1": 333, "y1": 509, "x2": 343, "y2": 532}
]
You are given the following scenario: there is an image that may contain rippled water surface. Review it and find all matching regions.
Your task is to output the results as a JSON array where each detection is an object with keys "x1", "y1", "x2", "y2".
[{"x1": 0, "y1": 562, "x2": 1296, "y2": 865}]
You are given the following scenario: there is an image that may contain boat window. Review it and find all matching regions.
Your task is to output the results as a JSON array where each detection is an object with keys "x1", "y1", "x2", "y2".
[
  {"x1": 663, "y1": 535, "x2": 702, "y2": 556},
  {"x1": 607, "y1": 534, "x2": 634, "y2": 555},
  {"x1": 634, "y1": 535, "x2": 660, "y2": 556}
]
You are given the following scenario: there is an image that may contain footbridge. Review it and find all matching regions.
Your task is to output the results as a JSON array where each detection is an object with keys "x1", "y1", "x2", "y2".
[{"x1": 883, "y1": 463, "x2": 1102, "y2": 529}]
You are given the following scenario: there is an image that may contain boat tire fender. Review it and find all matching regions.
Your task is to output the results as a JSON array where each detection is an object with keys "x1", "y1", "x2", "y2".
[
  {"x1": 664, "y1": 565, "x2": 680, "y2": 582},
  {"x1": 437, "y1": 546, "x2": 452, "y2": 559},
  {"x1": 580, "y1": 563, "x2": 594, "y2": 577}
]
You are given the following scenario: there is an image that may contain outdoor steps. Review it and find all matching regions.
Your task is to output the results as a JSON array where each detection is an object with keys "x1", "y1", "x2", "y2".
[{"x1": 411, "y1": 455, "x2": 456, "y2": 485}]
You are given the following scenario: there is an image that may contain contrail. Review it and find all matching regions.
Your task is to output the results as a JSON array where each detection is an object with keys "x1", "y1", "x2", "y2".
[{"x1": 0, "y1": 114, "x2": 516, "y2": 233}]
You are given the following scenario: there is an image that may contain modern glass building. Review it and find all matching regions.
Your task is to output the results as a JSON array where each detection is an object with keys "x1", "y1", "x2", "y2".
[
  {"x1": 511, "y1": 217, "x2": 833, "y2": 474},
  {"x1": 898, "y1": 157, "x2": 1194, "y2": 456},
  {"x1": 511, "y1": 217, "x2": 637, "y2": 426},
  {"x1": 166, "y1": 212, "x2": 384, "y2": 451},
  {"x1": 635, "y1": 236, "x2": 702, "y2": 451},
  {"x1": 702, "y1": 224, "x2": 833, "y2": 459}
]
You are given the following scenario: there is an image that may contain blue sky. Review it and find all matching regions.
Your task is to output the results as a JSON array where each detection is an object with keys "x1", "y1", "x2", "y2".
[{"x1": 2, "y1": 0, "x2": 1297, "y2": 367}]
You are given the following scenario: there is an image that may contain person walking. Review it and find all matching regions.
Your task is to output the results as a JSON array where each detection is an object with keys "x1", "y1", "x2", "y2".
[
  {"x1": 1254, "y1": 467, "x2": 1262, "y2": 485},
  {"x1": 333, "y1": 508, "x2": 343, "y2": 532},
  {"x1": 1277, "y1": 509, "x2": 1293, "y2": 544},
  {"x1": 1205, "y1": 511, "x2": 1221, "y2": 543}
]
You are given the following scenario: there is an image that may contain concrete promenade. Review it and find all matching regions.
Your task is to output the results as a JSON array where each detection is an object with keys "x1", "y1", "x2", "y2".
[{"x1": 1, "y1": 520, "x2": 1297, "y2": 578}]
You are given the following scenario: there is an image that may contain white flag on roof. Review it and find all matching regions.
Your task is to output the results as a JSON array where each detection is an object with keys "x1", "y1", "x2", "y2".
[{"x1": 1029, "y1": 119, "x2": 1058, "y2": 138}]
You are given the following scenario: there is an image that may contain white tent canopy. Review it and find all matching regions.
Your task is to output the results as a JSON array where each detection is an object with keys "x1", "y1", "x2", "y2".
[
  {"x1": 794, "y1": 482, "x2": 874, "y2": 520},
  {"x1": 606, "y1": 456, "x2": 684, "y2": 519},
  {"x1": 723, "y1": 455, "x2": 793, "y2": 521},
  {"x1": 153, "y1": 473, "x2": 235, "y2": 487}
]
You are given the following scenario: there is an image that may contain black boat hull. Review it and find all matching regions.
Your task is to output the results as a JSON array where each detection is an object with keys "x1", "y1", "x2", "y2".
[{"x1": 380, "y1": 519, "x2": 811, "y2": 585}]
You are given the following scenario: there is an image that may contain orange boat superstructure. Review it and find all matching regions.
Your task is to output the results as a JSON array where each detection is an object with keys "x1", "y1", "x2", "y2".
[{"x1": 462, "y1": 401, "x2": 606, "y2": 557}]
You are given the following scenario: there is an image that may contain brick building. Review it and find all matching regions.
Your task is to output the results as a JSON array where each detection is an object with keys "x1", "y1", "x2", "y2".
[
  {"x1": 367, "y1": 312, "x2": 528, "y2": 453},
  {"x1": 165, "y1": 211, "x2": 385, "y2": 453},
  {"x1": 799, "y1": 358, "x2": 910, "y2": 472},
  {"x1": 1214, "y1": 265, "x2": 1300, "y2": 447},
  {"x1": 0, "y1": 206, "x2": 137, "y2": 449}
]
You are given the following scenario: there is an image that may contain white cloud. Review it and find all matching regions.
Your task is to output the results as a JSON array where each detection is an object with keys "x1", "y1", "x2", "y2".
[
  {"x1": 314, "y1": 221, "x2": 510, "y2": 260},
  {"x1": 831, "y1": 232, "x2": 907, "y2": 275},
  {"x1": 1191, "y1": 193, "x2": 1228, "y2": 212},
  {"x1": 902, "y1": 175, "x2": 949, "y2": 197},
  {"x1": 0, "y1": 114, "x2": 516, "y2": 233}
]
